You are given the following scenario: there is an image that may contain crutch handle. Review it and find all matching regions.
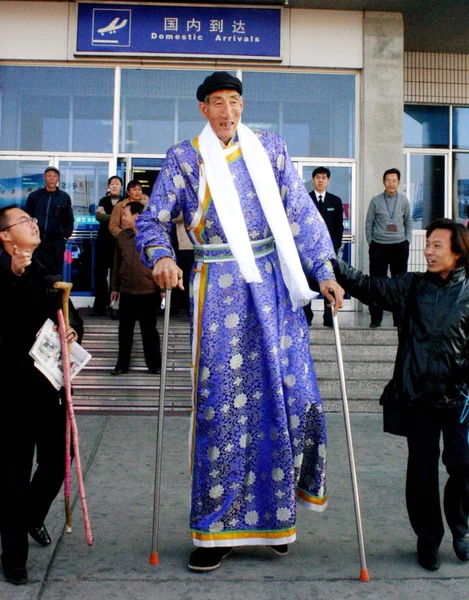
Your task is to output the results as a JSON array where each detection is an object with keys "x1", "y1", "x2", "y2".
[{"x1": 54, "y1": 281, "x2": 73, "y2": 328}]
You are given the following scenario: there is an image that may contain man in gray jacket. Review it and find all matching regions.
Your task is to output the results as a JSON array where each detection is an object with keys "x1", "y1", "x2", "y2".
[{"x1": 365, "y1": 168, "x2": 412, "y2": 327}]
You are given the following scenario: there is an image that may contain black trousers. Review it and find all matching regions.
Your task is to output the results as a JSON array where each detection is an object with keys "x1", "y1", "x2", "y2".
[
  {"x1": 303, "y1": 298, "x2": 333, "y2": 326},
  {"x1": 406, "y1": 406, "x2": 469, "y2": 546},
  {"x1": 171, "y1": 249, "x2": 194, "y2": 316},
  {"x1": 369, "y1": 240, "x2": 409, "y2": 325},
  {"x1": 303, "y1": 245, "x2": 339, "y2": 326},
  {"x1": 116, "y1": 292, "x2": 161, "y2": 372},
  {"x1": 0, "y1": 378, "x2": 66, "y2": 569},
  {"x1": 93, "y1": 240, "x2": 115, "y2": 314}
]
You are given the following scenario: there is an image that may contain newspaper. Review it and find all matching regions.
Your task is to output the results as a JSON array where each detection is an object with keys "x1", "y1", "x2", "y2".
[{"x1": 29, "y1": 318, "x2": 92, "y2": 391}]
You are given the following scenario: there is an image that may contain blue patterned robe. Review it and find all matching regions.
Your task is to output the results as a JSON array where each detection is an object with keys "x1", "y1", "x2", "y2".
[{"x1": 136, "y1": 130, "x2": 336, "y2": 548}]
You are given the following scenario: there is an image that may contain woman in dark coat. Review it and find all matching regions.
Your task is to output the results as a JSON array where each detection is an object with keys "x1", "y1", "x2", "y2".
[{"x1": 92, "y1": 176, "x2": 123, "y2": 315}]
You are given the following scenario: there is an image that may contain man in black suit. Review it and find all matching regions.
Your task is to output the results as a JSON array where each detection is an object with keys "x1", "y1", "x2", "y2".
[{"x1": 305, "y1": 167, "x2": 344, "y2": 327}]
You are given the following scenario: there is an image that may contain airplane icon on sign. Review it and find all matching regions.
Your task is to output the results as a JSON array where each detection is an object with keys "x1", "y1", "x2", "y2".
[{"x1": 97, "y1": 17, "x2": 128, "y2": 36}]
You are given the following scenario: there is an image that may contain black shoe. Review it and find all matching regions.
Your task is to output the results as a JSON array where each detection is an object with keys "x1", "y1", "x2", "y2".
[
  {"x1": 417, "y1": 539, "x2": 440, "y2": 571},
  {"x1": 110, "y1": 368, "x2": 128, "y2": 376},
  {"x1": 370, "y1": 322, "x2": 382, "y2": 329},
  {"x1": 188, "y1": 547, "x2": 232, "y2": 572},
  {"x1": 453, "y1": 534, "x2": 469, "y2": 561},
  {"x1": 148, "y1": 359, "x2": 161, "y2": 375},
  {"x1": 268, "y1": 544, "x2": 289, "y2": 556},
  {"x1": 2, "y1": 564, "x2": 28, "y2": 585},
  {"x1": 323, "y1": 321, "x2": 333, "y2": 328},
  {"x1": 28, "y1": 523, "x2": 51, "y2": 547}
]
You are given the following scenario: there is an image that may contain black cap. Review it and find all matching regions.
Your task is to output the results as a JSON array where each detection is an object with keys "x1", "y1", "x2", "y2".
[
  {"x1": 44, "y1": 166, "x2": 60, "y2": 176},
  {"x1": 196, "y1": 71, "x2": 242, "y2": 102}
]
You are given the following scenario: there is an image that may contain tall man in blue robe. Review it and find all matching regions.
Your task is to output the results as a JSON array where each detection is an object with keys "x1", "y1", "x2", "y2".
[{"x1": 136, "y1": 72, "x2": 344, "y2": 572}]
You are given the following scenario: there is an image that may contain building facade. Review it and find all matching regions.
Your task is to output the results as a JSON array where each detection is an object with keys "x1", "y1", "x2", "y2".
[{"x1": 0, "y1": 2, "x2": 467, "y2": 303}]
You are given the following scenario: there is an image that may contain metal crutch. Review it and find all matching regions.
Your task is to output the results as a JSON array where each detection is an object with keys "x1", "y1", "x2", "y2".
[
  {"x1": 331, "y1": 305, "x2": 370, "y2": 582},
  {"x1": 149, "y1": 288, "x2": 172, "y2": 565}
]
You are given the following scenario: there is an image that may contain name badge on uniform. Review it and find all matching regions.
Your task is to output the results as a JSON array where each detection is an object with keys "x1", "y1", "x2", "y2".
[{"x1": 387, "y1": 224, "x2": 397, "y2": 232}]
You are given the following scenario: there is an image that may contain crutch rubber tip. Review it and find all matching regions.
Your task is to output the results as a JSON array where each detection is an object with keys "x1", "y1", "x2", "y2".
[
  {"x1": 149, "y1": 552, "x2": 159, "y2": 565},
  {"x1": 66, "y1": 526, "x2": 72, "y2": 534},
  {"x1": 359, "y1": 568, "x2": 370, "y2": 582}
]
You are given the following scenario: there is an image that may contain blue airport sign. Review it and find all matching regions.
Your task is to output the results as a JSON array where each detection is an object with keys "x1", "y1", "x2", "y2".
[{"x1": 76, "y1": 3, "x2": 281, "y2": 59}]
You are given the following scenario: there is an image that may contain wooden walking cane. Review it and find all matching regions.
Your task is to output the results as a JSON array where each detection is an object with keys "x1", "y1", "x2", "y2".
[
  {"x1": 149, "y1": 289, "x2": 172, "y2": 565},
  {"x1": 57, "y1": 281, "x2": 72, "y2": 534},
  {"x1": 54, "y1": 281, "x2": 94, "y2": 546},
  {"x1": 331, "y1": 304, "x2": 370, "y2": 582}
]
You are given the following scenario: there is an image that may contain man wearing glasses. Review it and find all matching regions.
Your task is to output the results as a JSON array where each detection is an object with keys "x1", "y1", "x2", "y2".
[
  {"x1": 365, "y1": 168, "x2": 412, "y2": 328},
  {"x1": 0, "y1": 205, "x2": 81, "y2": 586}
]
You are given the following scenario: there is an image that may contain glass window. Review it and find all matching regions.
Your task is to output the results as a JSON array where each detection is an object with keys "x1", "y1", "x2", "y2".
[
  {"x1": 408, "y1": 154, "x2": 445, "y2": 229},
  {"x1": 453, "y1": 108, "x2": 469, "y2": 150},
  {"x1": 0, "y1": 160, "x2": 50, "y2": 208},
  {"x1": 120, "y1": 69, "x2": 221, "y2": 153},
  {"x1": 452, "y1": 153, "x2": 469, "y2": 224},
  {"x1": 241, "y1": 72, "x2": 356, "y2": 158},
  {"x1": 404, "y1": 105, "x2": 449, "y2": 148},
  {"x1": 0, "y1": 67, "x2": 114, "y2": 153}
]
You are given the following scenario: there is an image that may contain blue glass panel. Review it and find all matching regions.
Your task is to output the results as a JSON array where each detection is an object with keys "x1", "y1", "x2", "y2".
[
  {"x1": 453, "y1": 153, "x2": 469, "y2": 223},
  {"x1": 242, "y1": 72, "x2": 356, "y2": 158},
  {"x1": 409, "y1": 154, "x2": 445, "y2": 228},
  {"x1": 0, "y1": 67, "x2": 114, "y2": 152},
  {"x1": 0, "y1": 160, "x2": 49, "y2": 208},
  {"x1": 453, "y1": 108, "x2": 469, "y2": 150},
  {"x1": 404, "y1": 105, "x2": 449, "y2": 148}
]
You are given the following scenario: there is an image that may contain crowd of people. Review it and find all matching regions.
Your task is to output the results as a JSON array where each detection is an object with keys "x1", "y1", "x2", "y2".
[{"x1": 1, "y1": 71, "x2": 469, "y2": 585}]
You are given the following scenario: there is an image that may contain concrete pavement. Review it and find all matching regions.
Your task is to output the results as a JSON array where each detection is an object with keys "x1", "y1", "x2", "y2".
[{"x1": 2, "y1": 413, "x2": 469, "y2": 600}]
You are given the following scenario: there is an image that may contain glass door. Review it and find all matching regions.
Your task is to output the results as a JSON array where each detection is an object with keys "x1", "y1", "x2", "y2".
[
  {"x1": 452, "y1": 152, "x2": 469, "y2": 225},
  {"x1": 131, "y1": 158, "x2": 166, "y2": 200},
  {"x1": 297, "y1": 161, "x2": 356, "y2": 310},
  {"x1": 403, "y1": 151, "x2": 448, "y2": 271},
  {"x1": 57, "y1": 159, "x2": 112, "y2": 216},
  {"x1": 57, "y1": 158, "x2": 114, "y2": 294},
  {"x1": 116, "y1": 157, "x2": 166, "y2": 199}
]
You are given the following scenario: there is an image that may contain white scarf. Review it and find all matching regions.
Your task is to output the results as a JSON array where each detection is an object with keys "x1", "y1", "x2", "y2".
[{"x1": 197, "y1": 122, "x2": 315, "y2": 310}]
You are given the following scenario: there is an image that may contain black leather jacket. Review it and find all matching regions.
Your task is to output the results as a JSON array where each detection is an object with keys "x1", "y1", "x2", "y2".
[{"x1": 337, "y1": 262, "x2": 469, "y2": 408}]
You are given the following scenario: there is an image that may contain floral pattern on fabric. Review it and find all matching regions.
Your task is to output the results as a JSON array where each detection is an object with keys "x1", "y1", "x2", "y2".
[{"x1": 136, "y1": 130, "x2": 336, "y2": 547}]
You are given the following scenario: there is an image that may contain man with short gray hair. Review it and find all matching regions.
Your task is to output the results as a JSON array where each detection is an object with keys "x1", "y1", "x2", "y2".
[
  {"x1": 25, "y1": 166, "x2": 74, "y2": 275},
  {"x1": 365, "y1": 168, "x2": 412, "y2": 327}
]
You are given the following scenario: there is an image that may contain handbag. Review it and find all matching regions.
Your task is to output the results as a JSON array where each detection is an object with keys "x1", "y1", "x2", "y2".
[
  {"x1": 379, "y1": 378, "x2": 408, "y2": 437},
  {"x1": 378, "y1": 275, "x2": 424, "y2": 437}
]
